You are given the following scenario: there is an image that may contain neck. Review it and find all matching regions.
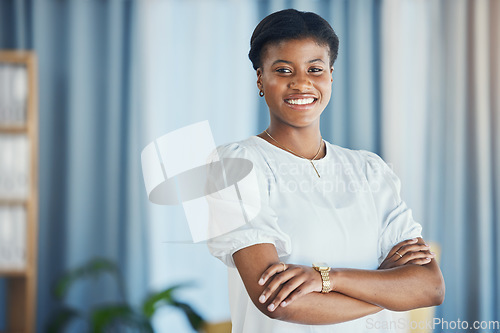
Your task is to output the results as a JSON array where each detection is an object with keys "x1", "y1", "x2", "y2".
[{"x1": 261, "y1": 125, "x2": 325, "y2": 160}]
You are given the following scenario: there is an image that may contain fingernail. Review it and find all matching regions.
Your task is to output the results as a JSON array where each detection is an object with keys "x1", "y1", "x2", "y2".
[
  {"x1": 411, "y1": 238, "x2": 418, "y2": 242},
  {"x1": 268, "y1": 303, "x2": 275, "y2": 311},
  {"x1": 281, "y1": 301, "x2": 287, "y2": 307},
  {"x1": 258, "y1": 278, "x2": 264, "y2": 285},
  {"x1": 259, "y1": 295, "x2": 266, "y2": 303},
  {"x1": 430, "y1": 252, "x2": 435, "y2": 256}
]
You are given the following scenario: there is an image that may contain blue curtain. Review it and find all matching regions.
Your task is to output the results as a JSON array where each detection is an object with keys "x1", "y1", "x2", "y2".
[
  {"x1": 0, "y1": 1, "x2": 149, "y2": 331},
  {"x1": 422, "y1": 0, "x2": 500, "y2": 326},
  {"x1": 381, "y1": 0, "x2": 500, "y2": 329}
]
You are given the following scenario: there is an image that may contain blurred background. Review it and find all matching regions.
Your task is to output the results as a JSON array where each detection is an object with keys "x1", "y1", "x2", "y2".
[{"x1": 0, "y1": 0, "x2": 498, "y2": 332}]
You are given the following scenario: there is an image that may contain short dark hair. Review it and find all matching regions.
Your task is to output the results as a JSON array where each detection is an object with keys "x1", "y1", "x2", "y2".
[{"x1": 248, "y1": 9, "x2": 339, "y2": 70}]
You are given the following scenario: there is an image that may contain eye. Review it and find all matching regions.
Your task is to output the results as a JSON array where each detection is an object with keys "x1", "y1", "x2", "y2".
[
  {"x1": 275, "y1": 67, "x2": 292, "y2": 74},
  {"x1": 309, "y1": 67, "x2": 324, "y2": 74}
]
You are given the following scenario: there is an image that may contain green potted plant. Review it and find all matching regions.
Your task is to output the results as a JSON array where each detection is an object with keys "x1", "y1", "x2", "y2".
[{"x1": 46, "y1": 258, "x2": 204, "y2": 332}]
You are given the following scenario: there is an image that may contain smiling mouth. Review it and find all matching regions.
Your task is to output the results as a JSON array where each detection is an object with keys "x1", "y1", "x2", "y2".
[{"x1": 285, "y1": 98, "x2": 317, "y2": 105}]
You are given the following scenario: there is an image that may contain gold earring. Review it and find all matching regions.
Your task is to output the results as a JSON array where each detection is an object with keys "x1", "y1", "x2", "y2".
[{"x1": 259, "y1": 90, "x2": 264, "y2": 97}]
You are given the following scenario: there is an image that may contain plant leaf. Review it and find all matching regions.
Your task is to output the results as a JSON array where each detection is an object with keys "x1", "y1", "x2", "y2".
[
  {"x1": 141, "y1": 283, "x2": 205, "y2": 330},
  {"x1": 171, "y1": 300, "x2": 205, "y2": 331},
  {"x1": 90, "y1": 304, "x2": 153, "y2": 333},
  {"x1": 53, "y1": 258, "x2": 120, "y2": 300},
  {"x1": 142, "y1": 284, "x2": 186, "y2": 319},
  {"x1": 45, "y1": 307, "x2": 85, "y2": 333}
]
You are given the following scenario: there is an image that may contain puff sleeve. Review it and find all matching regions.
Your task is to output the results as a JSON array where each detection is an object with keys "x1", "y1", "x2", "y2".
[
  {"x1": 206, "y1": 142, "x2": 292, "y2": 268},
  {"x1": 362, "y1": 151, "x2": 423, "y2": 265}
]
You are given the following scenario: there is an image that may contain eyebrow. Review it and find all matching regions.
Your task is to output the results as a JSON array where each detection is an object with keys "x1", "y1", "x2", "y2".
[
  {"x1": 271, "y1": 58, "x2": 325, "y2": 66},
  {"x1": 308, "y1": 58, "x2": 325, "y2": 64}
]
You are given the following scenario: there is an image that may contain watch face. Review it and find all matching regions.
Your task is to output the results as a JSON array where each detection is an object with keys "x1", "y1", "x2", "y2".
[{"x1": 313, "y1": 262, "x2": 329, "y2": 270}]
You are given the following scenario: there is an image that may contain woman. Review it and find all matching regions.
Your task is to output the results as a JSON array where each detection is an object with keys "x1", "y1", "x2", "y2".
[{"x1": 208, "y1": 9, "x2": 444, "y2": 332}]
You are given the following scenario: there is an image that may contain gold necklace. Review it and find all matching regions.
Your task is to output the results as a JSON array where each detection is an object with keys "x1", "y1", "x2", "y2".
[{"x1": 264, "y1": 130, "x2": 323, "y2": 178}]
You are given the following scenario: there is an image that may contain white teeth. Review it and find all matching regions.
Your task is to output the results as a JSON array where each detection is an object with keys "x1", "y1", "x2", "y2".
[{"x1": 286, "y1": 98, "x2": 315, "y2": 105}]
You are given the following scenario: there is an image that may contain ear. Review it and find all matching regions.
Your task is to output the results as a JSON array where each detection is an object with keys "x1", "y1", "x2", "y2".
[
  {"x1": 256, "y1": 68, "x2": 263, "y2": 90},
  {"x1": 330, "y1": 66, "x2": 334, "y2": 82}
]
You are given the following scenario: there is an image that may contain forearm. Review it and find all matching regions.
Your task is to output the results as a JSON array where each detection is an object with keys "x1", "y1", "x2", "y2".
[
  {"x1": 267, "y1": 290, "x2": 382, "y2": 324},
  {"x1": 331, "y1": 261, "x2": 445, "y2": 311}
]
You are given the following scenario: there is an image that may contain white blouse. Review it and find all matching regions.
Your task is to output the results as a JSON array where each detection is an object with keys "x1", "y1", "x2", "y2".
[{"x1": 207, "y1": 136, "x2": 422, "y2": 333}]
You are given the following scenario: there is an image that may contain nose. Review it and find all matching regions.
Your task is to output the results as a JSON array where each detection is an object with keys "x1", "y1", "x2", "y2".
[{"x1": 289, "y1": 73, "x2": 312, "y2": 91}]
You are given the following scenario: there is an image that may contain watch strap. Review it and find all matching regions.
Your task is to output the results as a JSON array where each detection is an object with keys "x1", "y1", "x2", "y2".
[
  {"x1": 319, "y1": 269, "x2": 331, "y2": 293},
  {"x1": 312, "y1": 263, "x2": 331, "y2": 293}
]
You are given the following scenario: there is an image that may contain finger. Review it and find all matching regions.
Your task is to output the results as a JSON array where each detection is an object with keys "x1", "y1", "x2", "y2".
[
  {"x1": 280, "y1": 280, "x2": 314, "y2": 308},
  {"x1": 399, "y1": 250, "x2": 434, "y2": 263},
  {"x1": 392, "y1": 251, "x2": 404, "y2": 261},
  {"x1": 266, "y1": 277, "x2": 304, "y2": 311},
  {"x1": 397, "y1": 243, "x2": 431, "y2": 256},
  {"x1": 398, "y1": 251, "x2": 435, "y2": 265},
  {"x1": 380, "y1": 238, "x2": 423, "y2": 269},
  {"x1": 391, "y1": 247, "x2": 428, "y2": 262},
  {"x1": 386, "y1": 249, "x2": 434, "y2": 268},
  {"x1": 407, "y1": 257, "x2": 433, "y2": 265},
  {"x1": 259, "y1": 270, "x2": 294, "y2": 303},
  {"x1": 258, "y1": 263, "x2": 282, "y2": 285},
  {"x1": 259, "y1": 262, "x2": 287, "y2": 286},
  {"x1": 387, "y1": 238, "x2": 418, "y2": 258},
  {"x1": 379, "y1": 252, "x2": 403, "y2": 269}
]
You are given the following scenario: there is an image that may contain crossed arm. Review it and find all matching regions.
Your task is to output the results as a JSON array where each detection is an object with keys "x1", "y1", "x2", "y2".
[{"x1": 232, "y1": 237, "x2": 445, "y2": 324}]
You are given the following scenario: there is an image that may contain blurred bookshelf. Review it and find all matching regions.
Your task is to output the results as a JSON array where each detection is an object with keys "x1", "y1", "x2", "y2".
[{"x1": 0, "y1": 51, "x2": 38, "y2": 333}]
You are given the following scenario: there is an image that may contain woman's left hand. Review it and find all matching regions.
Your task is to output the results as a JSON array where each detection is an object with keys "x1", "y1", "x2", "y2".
[
  {"x1": 379, "y1": 238, "x2": 435, "y2": 270},
  {"x1": 257, "y1": 263, "x2": 322, "y2": 312}
]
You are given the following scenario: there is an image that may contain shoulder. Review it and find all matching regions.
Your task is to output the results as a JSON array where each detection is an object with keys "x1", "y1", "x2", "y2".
[
  {"x1": 213, "y1": 136, "x2": 259, "y2": 156},
  {"x1": 324, "y1": 143, "x2": 397, "y2": 189},
  {"x1": 357, "y1": 149, "x2": 391, "y2": 175},
  {"x1": 210, "y1": 137, "x2": 272, "y2": 167},
  {"x1": 208, "y1": 136, "x2": 276, "y2": 182},
  {"x1": 352, "y1": 149, "x2": 402, "y2": 202}
]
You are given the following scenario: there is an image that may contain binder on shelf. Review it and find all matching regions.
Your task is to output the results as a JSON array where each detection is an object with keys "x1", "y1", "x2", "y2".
[
  {"x1": 0, "y1": 63, "x2": 28, "y2": 126},
  {"x1": 0, "y1": 206, "x2": 27, "y2": 270},
  {"x1": 0, "y1": 134, "x2": 29, "y2": 199}
]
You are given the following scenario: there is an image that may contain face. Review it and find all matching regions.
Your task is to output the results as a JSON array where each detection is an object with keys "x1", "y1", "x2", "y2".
[{"x1": 257, "y1": 38, "x2": 333, "y2": 130}]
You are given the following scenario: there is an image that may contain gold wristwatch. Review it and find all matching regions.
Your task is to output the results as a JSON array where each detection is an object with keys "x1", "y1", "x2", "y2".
[{"x1": 312, "y1": 263, "x2": 331, "y2": 293}]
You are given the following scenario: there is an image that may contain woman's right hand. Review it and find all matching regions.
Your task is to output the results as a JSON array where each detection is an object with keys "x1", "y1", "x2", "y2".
[
  {"x1": 257, "y1": 263, "x2": 321, "y2": 311},
  {"x1": 378, "y1": 237, "x2": 435, "y2": 269}
]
